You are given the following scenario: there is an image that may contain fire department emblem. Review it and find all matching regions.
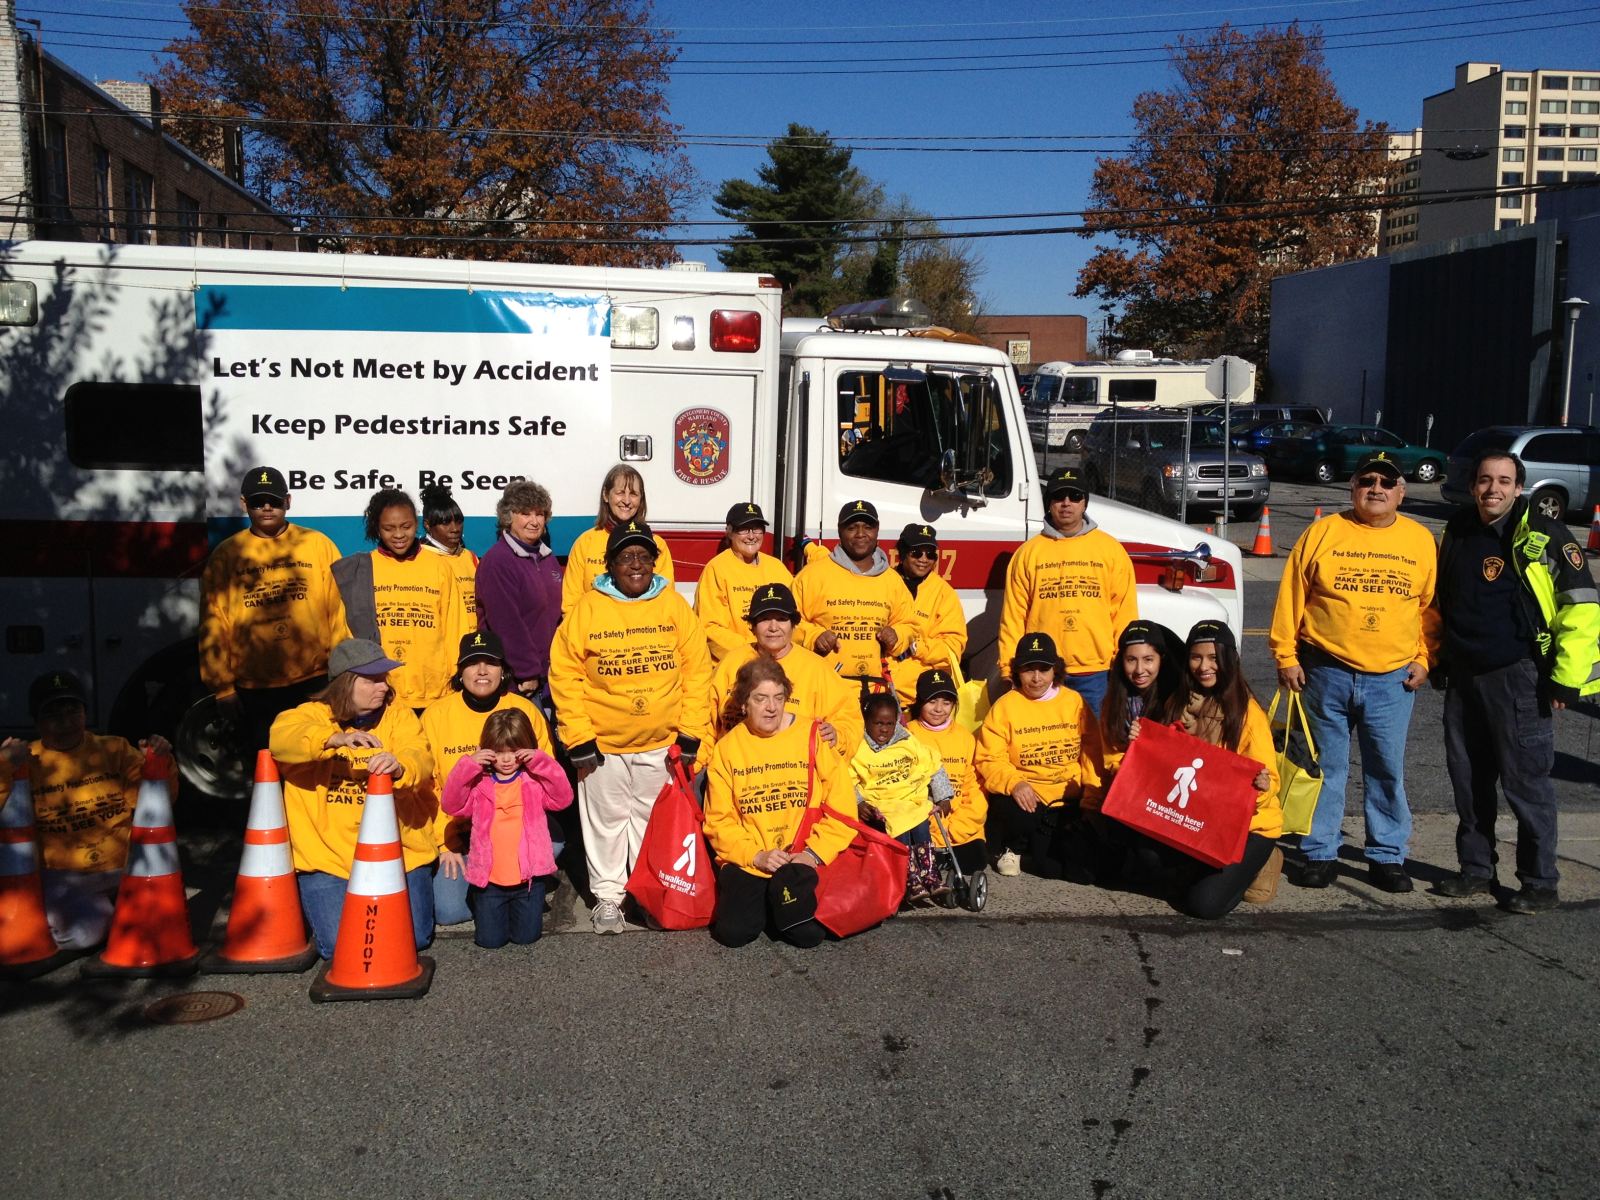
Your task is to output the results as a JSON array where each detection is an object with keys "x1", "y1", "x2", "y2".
[
  {"x1": 673, "y1": 408, "x2": 730, "y2": 486},
  {"x1": 1563, "y1": 542, "x2": 1584, "y2": 571},
  {"x1": 1483, "y1": 556, "x2": 1505, "y2": 582}
]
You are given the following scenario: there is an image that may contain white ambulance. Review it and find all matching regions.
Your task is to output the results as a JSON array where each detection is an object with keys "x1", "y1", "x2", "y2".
[{"x1": 0, "y1": 242, "x2": 1242, "y2": 796}]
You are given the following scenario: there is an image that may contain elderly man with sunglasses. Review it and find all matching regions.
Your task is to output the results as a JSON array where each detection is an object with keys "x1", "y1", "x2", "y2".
[
  {"x1": 998, "y1": 466, "x2": 1137, "y2": 718},
  {"x1": 1270, "y1": 452, "x2": 1440, "y2": 894},
  {"x1": 200, "y1": 465, "x2": 351, "y2": 757}
]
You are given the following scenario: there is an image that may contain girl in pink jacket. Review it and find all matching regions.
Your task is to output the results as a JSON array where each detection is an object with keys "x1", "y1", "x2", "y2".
[{"x1": 441, "y1": 709, "x2": 573, "y2": 949}]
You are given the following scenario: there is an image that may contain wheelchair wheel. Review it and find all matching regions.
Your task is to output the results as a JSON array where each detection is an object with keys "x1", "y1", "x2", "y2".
[{"x1": 964, "y1": 870, "x2": 989, "y2": 912}]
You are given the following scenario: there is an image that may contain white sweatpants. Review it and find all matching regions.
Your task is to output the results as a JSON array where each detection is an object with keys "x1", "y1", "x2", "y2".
[
  {"x1": 580, "y1": 746, "x2": 670, "y2": 904},
  {"x1": 41, "y1": 869, "x2": 122, "y2": 950}
]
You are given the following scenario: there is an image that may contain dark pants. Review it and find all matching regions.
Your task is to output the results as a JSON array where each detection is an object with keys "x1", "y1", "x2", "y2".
[
  {"x1": 469, "y1": 880, "x2": 546, "y2": 949},
  {"x1": 986, "y1": 794, "x2": 1094, "y2": 882},
  {"x1": 238, "y1": 677, "x2": 326, "y2": 757},
  {"x1": 1127, "y1": 830, "x2": 1277, "y2": 920},
  {"x1": 944, "y1": 838, "x2": 988, "y2": 877},
  {"x1": 896, "y1": 821, "x2": 931, "y2": 847},
  {"x1": 1442, "y1": 658, "x2": 1560, "y2": 889},
  {"x1": 710, "y1": 863, "x2": 826, "y2": 949}
]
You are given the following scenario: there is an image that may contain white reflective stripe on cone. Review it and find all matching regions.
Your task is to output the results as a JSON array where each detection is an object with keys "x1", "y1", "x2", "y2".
[
  {"x1": 1, "y1": 778, "x2": 34, "y2": 828},
  {"x1": 0, "y1": 840, "x2": 38, "y2": 875},
  {"x1": 236, "y1": 838, "x2": 294, "y2": 879},
  {"x1": 127, "y1": 838, "x2": 182, "y2": 878},
  {"x1": 245, "y1": 779, "x2": 289, "y2": 831},
  {"x1": 345, "y1": 788, "x2": 406, "y2": 897},
  {"x1": 131, "y1": 778, "x2": 175, "y2": 828}
]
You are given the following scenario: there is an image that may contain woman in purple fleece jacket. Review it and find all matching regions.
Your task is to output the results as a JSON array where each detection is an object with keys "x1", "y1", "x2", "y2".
[
  {"x1": 476, "y1": 481, "x2": 564, "y2": 703},
  {"x1": 441, "y1": 709, "x2": 573, "y2": 949}
]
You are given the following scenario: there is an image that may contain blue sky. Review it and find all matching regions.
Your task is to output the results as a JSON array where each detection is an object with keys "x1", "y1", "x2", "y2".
[{"x1": 23, "y1": 0, "x2": 1600, "y2": 315}]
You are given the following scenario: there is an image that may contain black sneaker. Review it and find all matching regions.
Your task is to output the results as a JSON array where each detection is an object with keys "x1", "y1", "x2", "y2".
[
  {"x1": 1296, "y1": 859, "x2": 1337, "y2": 889},
  {"x1": 1368, "y1": 862, "x2": 1414, "y2": 894},
  {"x1": 1502, "y1": 886, "x2": 1559, "y2": 915},
  {"x1": 1433, "y1": 873, "x2": 1492, "y2": 899}
]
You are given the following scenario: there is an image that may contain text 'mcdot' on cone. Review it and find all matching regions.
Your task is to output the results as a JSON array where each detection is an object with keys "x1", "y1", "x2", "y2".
[
  {"x1": 201, "y1": 750, "x2": 317, "y2": 974},
  {"x1": 82, "y1": 753, "x2": 200, "y2": 979},
  {"x1": 309, "y1": 771, "x2": 434, "y2": 1003}
]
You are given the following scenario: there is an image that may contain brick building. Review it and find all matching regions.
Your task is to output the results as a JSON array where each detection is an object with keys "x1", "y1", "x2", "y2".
[
  {"x1": 0, "y1": 1, "x2": 296, "y2": 248},
  {"x1": 973, "y1": 314, "x2": 1088, "y2": 368}
]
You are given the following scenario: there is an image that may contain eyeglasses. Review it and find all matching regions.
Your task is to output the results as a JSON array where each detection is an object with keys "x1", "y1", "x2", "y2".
[
  {"x1": 1353, "y1": 474, "x2": 1398, "y2": 490},
  {"x1": 614, "y1": 549, "x2": 656, "y2": 567},
  {"x1": 1053, "y1": 489, "x2": 1088, "y2": 503},
  {"x1": 905, "y1": 547, "x2": 938, "y2": 559},
  {"x1": 245, "y1": 495, "x2": 283, "y2": 508}
]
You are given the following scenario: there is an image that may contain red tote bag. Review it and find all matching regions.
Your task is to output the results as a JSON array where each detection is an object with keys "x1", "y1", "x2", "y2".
[
  {"x1": 789, "y1": 723, "x2": 908, "y2": 938},
  {"x1": 626, "y1": 746, "x2": 717, "y2": 930},
  {"x1": 1102, "y1": 719, "x2": 1260, "y2": 868}
]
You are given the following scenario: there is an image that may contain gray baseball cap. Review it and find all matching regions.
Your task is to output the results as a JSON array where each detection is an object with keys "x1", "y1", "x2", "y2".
[{"x1": 328, "y1": 638, "x2": 403, "y2": 678}]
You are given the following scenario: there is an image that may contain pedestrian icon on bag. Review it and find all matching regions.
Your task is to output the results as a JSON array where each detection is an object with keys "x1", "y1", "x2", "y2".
[{"x1": 1167, "y1": 758, "x2": 1205, "y2": 809}]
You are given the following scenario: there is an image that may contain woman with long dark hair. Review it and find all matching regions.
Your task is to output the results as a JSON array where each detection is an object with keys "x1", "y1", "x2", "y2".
[{"x1": 1099, "y1": 620, "x2": 1187, "y2": 783}]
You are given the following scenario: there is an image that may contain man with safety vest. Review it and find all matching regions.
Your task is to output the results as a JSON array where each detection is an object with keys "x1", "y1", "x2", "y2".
[{"x1": 1431, "y1": 449, "x2": 1600, "y2": 915}]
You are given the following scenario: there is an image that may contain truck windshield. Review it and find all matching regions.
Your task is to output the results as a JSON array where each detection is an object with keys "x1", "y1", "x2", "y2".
[{"x1": 837, "y1": 368, "x2": 1011, "y2": 497}]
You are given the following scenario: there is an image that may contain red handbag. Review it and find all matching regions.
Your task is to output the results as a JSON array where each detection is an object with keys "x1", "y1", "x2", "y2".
[
  {"x1": 1102, "y1": 719, "x2": 1260, "y2": 868},
  {"x1": 790, "y1": 723, "x2": 909, "y2": 938},
  {"x1": 626, "y1": 746, "x2": 716, "y2": 930}
]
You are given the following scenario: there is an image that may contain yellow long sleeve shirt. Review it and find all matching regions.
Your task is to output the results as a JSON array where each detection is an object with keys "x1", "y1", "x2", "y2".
[
  {"x1": 908, "y1": 719, "x2": 987, "y2": 847},
  {"x1": 793, "y1": 552, "x2": 920, "y2": 680},
  {"x1": 889, "y1": 571, "x2": 968, "y2": 702},
  {"x1": 560, "y1": 526, "x2": 675, "y2": 615},
  {"x1": 849, "y1": 731, "x2": 943, "y2": 838},
  {"x1": 693, "y1": 548, "x2": 795, "y2": 661},
  {"x1": 200, "y1": 524, "x2": 351, "y2": 697},
  {"x1": 998, "y1": 526, "x2": 1137, "y2": 674},
  {"x1": 1268, "y1": 512, "x2": 1440, "y2": 674},
  {"x1": 14, "y1": 732, "x2": 143, "y2": 872},
  {"x1": 419, "y1": 691, "x2": 554, "y2": 852},
  {"x1": 426, "y1": 543, "x2": 479, "y2": 631},
  {"x1": 269, "y1": 701, "x2": 437, "y2": 876},
  {"x1": 975, "y1": 687, "x2": 1104, "y2": 807},
  {"x1": 371, "y1": 549, "x2": 468, "y2": 710},
  {"x1": 704, "y1": 719, "x2": 858, "y2": 876},
  {"x1": 706, "y1": 642, "x2": 864, "y2": 760},
  {"x1": 548, "y1": 584, "x2": 712, "y2": 753}
]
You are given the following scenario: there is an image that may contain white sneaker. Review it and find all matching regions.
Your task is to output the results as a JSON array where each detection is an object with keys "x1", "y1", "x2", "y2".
[
  {"x1": 996, "y1": 851, "x2": 1021, "y2": 877},
  {"x1": 590, "y1": 899, "x2": 625, "y2": 935}
]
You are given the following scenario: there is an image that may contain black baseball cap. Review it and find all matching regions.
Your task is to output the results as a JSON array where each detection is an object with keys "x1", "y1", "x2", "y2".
[
  {"x1": 1185, "y1": 619, "x2": 1237, "y2": 653},
  {"x1": 1118, "y1": 619, "x2": 1178, "y2": 652},
  {"x1": 29, "y1": 669, "x2": 87, "y2": 718},
  {"x1": 1352, "y1": 452, "x2": 1403, "y2": 482},
  {"x1": 1015, "y1": 632, "x2": 1060, "y2": 668},
  {"x1": 605, "y1": 519, "x2": 658, "y2": 561},
  {"x1": 725, "y1": 502, "x2": 768, "y2": 530},
  {"x1": 897, "y1": 522, "x2": 938, "y2": 553},
  {"x1": 838, "y1": 499, "x2": 879, "y2": 529},
  {"x1": 1044, "y1": 466, "x2": 1087, "y2": 501},
  {"x1": 747, "y1": 582, "x2": 801, "y2": 623},
  {"x1": 240, "y1": 466, "x2": 289, "y2": 501},
  {"x1": 914, "y1": 668, "x2": 958, "y2": 706},
  {"x1": 457, "y1": 629, "x2": 506, "y2": 666}
]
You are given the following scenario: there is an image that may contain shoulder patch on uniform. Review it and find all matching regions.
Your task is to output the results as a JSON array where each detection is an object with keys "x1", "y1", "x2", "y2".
[{"x1": 1564, "y1": 542, "x2": 1585, "y2": 571}]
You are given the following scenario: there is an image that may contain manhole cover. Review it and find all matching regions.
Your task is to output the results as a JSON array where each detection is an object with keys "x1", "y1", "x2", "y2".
[{"x1": 144, "y1": 991, "x2": 245, "y2": 1025}]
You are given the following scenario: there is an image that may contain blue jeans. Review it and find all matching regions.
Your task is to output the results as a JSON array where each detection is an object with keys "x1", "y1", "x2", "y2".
[
  {"x1": 470, "y1": 879, "x2": 546, "y2": 949},
  {"x1": 433, "y1": 863, "x2": 472, "y2": 925},
  {"x1": 297, "y1": 867, "x2": 436, "y2": 961},
  {"x1": 1064, "y1": 670, "x2": 1108, "y2": 719},
  {"x1": 1299, "y1": 654, "x2": 1416, "y2": 865}
]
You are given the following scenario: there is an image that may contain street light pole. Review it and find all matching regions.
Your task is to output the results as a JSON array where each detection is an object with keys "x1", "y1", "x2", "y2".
[{"x1": 1559, "y1": 296, "x2": 1589, "y2": 427}]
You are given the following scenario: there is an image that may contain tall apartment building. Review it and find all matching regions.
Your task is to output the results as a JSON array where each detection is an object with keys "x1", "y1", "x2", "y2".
[
  {"x1": 1414, "y1": 61, "x2": 1600, "y2": 246},
  {"x1": 1379, "y1": 129, "x2": 1423, "y2": 254},
  {"x1": 0, "y1": 0, "x2": 296, "y2": 248}
]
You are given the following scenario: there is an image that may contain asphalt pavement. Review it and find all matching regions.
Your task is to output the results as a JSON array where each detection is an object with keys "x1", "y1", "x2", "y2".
[{"x1": 3, "y1": 477, "x2": 1598, "y2": 1199}]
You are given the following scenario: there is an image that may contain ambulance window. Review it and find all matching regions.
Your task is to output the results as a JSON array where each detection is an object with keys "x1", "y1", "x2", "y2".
[
  {"x1": 64, "y1": 382, "x2": 204, "y2": 470},
  {"x1": 837, "y1": 370, "x2": 943, "y2": 490}
]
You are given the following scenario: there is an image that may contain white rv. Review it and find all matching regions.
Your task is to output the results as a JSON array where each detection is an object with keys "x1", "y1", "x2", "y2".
[{"x1": 0, "y1": 243, "x2": 1243, "y2": 795}]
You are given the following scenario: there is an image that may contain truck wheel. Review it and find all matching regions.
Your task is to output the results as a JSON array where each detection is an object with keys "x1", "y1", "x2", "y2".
[
  {"x1": 175, "y1": 695, "x2": 250, "y2": 804},
  {"x1": 1064, "y1": 430, "x2": 1087, "y2": 454},
  {"x1": 109, "y1": 640, "x2": 249, "y2": 806},
  {"x1": 1529, "y1": 485, "x2": 1567, "y2": 523},
  {"x1": 1413, "y1": 459, "x2": 1441, "y2": 484},
  {"x1": 1234, "y1": 503, "x2": 1265, "y2": 524},
  {"x1": 1313, "y1": 460, "x2": 1337, "y2": 485}
]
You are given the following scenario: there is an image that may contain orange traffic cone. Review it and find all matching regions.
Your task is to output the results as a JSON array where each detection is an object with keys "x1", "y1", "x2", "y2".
[
  {"x1": 1312, "y1": 506, "x2": 1324, "y2": 521},
  {"x1": 309, "y1": 773, "x2": 434, "y2": 1002},
  {"x1": 1587, "y1": 505, "x2": 1600, "y2": 554},
  {"x1": 201, "y1": 751, "x2": 316, "y2": 974},
  {"x1": 0, "y1": 769, "x2": 62, "y2": 979},
  {"x1": 83, "y1": 754, "x2": 199, "y2": 978},
  {"x1": 1249, "y1": 507, "x2": 1276, "y2": 557}
]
